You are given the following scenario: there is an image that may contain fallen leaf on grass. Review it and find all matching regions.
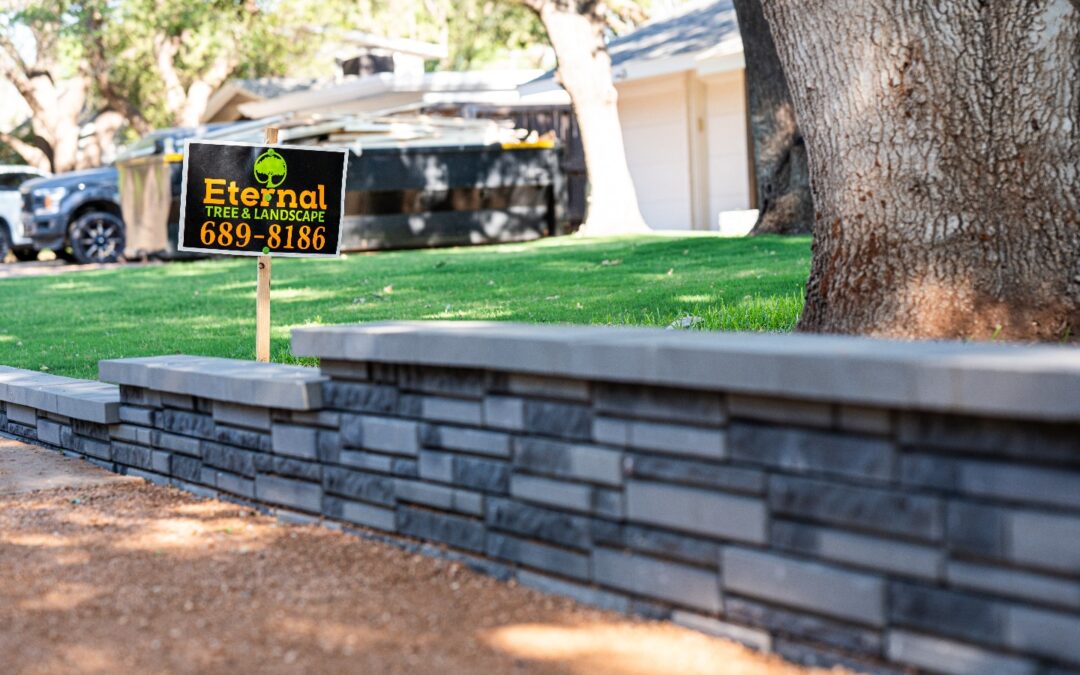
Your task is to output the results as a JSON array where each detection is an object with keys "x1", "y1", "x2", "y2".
[{"x1": 600, "y1": 259, "x2": 622, "y2": 266}]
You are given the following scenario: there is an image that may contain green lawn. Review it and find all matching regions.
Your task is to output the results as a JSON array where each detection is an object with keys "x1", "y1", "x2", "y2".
[{"x1": 0, "y1": 234, "x2": 811, "y2": 380}]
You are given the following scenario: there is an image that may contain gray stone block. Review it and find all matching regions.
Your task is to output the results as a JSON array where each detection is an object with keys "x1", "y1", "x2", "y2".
[
  {"x1": 418, "y1": 450, "x2": 454, "y2": 483},
  {"x1": 200, "y1": 441, "x2": 256, "y2": 477},
  {"x1": 594, "y1": 383, "x2": 725, "y2": 426},
  {"x1": 729, "y1": 424, "x2": 894, "y2": 482},
  {"x1": 322, "y1": 467, "x2": 395, "y2": 505},
  {"x1": 592, "y1": 488, "x2": 623, "y2": 519},
  {"x1": 213, "y1": 402, "x2": 271, "y2": 430},
  {"x1": 523, "y1": 400, "x2": 592, "y2": 441},
  {"x1": 724, "y1": 595, "x2": 882, "y2": 654},
  {"x1": 592, "y1": 416, "x2": 628, "y2": 445},
  {"x1": 214, "y1": 471, "x2": 255, "y2": 499},
  {"x1": 151, "y1": 450, "x2": 170, "y2": 474},
  {"x1": 623, "y1": 420, "x2": 726, "y2": 460},
  {"x1": 36, "y1": 419, "x2": 62, "y2": 446},
  {"x1": 254, "y1": 454, "x2": 321, "y2": 482},
  {"x1": 592, "y1": 522, "x2": 720, "y2": 567},
  {"x1": 948, "y1": 502, "x2": 1080, "y2": 575},
  {"x1": 73, "y1": 435, "x2": 110, "y2": 460},
  {"x1": 1005, "y1": 605, "x2": 1080, "y2": 666},
  {"x1": 255, "y1": 474, "x2": 322, "y2": 513},
  {"x1": 453, "y1": 456, "x2": 509, "y2": 493},
  {"x1": 626, "y1": 480, "x2": 766, "y2": 544},
  {"x1": 482, "y1": 395, "x2": 524, "y2": 430},
  {"x1": 592, "y1": 548, "x2": 721, "y2": 613},
  {"x1": 118, "y1": 405, "x2": 155, "y2": 427},
  {"x1": 837, "y1": 405, "x2": 892, "y2": 435},
  {"x1": 112, "y1": 442, "x2": 153, "y2": 470},
  {"x1": 487, "y1": 533, "x2": 590, "y2": 579},
  {"x1": 156, "y1": 409, "x2": 215, "y2": 440},
  {"x1": 317, "y1": 359, "x2": 369, "y2": 382},
  {"x1": 73, "y1": 419, "x2": 110, "y2": 441},
  {"x1": 322, "y1": 381, "x2": 398, "y2": 413},
  {"x1": 271, "y1": 424, "x2": 318, "y2": 459},
  {"x1": 671, "y1": 611, "x2": 772, "y2": 652},
  {"x1": 728, "y1": 394, "x2": 832, "y2": 428},
  {"x1": 485, "y1": 498, "x2": 590, "y2": 549},
  {"x1": 898, "y1": 413, "x2": 1080, "y2": 464},
  {"x1": 771, "y1": 520, "x2": 942, "y2": 580},
  {"x1": 510, "y1": 474, "x2": 591, "y2": 512},
  {"x1": 323, "y1": 496, "x2": 395, "y2": 531},
  {"x1": 513, "y1": 438, "x2": 622, "y2": 486},
  {"x1": 119, "y1": 386, "x2": 159, "y2": 407},
  {"x1": 171, "y1": 454, "x2": 202, "y2": 482},
  {"x1": 625, "y1": 454, "x2": 764, "y2": 494},
  {"x1": 395, "y1": 480, "x2": 484, "y2": 516},
  {"x1": 775, "y1": 639, "x2": 902, "y2": 675},
  {"x1": 6, "y1": 421, "x2": 36, "y2": 440},
  {"x1": 395, "y1": 365, "x2": 486, "y2": 398},
  {"x1": 769, "y1": 475, "x2": 943, "y2": 541},
  {"x1": 285, "y1": 410, "x2": 341, "y2": 428},
  {"x1": 126, "y1": 468, "x2": 170, "y2": 486},
  {"x1": 160, "y1": 392, "x2": 194, "y2": 410},
  {"x1": 505, "y1": 373, "x2": 590, "y2": 401},
  {"x1": 397, "y1": 506, "x2": 485, "y2": 552},
  {"x1": 420, "y1": 396, "x2": 482, "y2": 425},
  {"x1": 316, "y1": 431, "x2": 341, "y2": 464},
  {"x1": 516, "y1": 570, "x2": 630, "y2": 613},
  {"x1": 392, "y1": 458, "x2": 418, "y2": 478},
  {"x1": 6, "y1": 403, "x2": 37, "y2": 426},
  {"x1": 340, "y1": 414, "x2": 419, "y2": 456},
  {"x1": 723, "y1": 548, "x2": 885, "y2": 627},
  {"x1": 421, "y1": 425, "x2": 510, "y2": 458},
  {"x1": 339, "y1": 449, "x2": 394, "y2": 474},
  {"x1": 151, "y1": 430, "x2": 201, "y2": 457},
  {"x1": 902, "y1": 455, "x2": 1080, "y2": 511},
  {"x1": 213, "y1": 425, "x2": 271, "y2": 452},
  {"x1": 886, "y1": 630, "x2": 1037, "y2": 675},
  {"x1": 946, "y1": 560, "x2": 1080, "y2": 612},
  {"x1": 200, "y1": 467, "x2": 218, "y2": 487},
  {"x1": 888, "y1": 581, "x2": 1007, "y2": 645}
]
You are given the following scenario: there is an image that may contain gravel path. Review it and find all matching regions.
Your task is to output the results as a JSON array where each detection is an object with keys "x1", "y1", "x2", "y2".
[{"x1": 0, "y1": 441, "x2": 835, "y2": 674}]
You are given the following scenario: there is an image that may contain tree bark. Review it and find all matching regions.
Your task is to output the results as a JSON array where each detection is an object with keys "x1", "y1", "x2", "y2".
[
  {"x1": 524, "y1": 1, "x2": 650, "y2": 235},
  {"x1": 762, "y1": 0, "x2": 1080, "y2": 340},
  {"x1": 732, "y1": 0, "x2": 812, "y2": 236}
]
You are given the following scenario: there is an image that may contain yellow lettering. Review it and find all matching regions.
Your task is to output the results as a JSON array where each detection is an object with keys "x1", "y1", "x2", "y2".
[
  {"x1": 204, "y1": 178, "x2": 225, "y2": 205},
  {"x1": 259, "y1": 188, "x2": 275, "y2": 205},
  {"x1": 318, "y1": 184, "x2": 327, "y2": 210},
  {"x1": 299, "y1": 190, "x2": 317, "y2": 209},
  {"x1": 240, "y1": 187, "x2": 260, "y2": 207},
  {"x1": 276, "y1": 189, "x2": 298, "y2": 208}
]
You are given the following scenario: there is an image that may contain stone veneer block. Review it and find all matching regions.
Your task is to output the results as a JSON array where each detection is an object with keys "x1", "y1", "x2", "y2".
[
  {"x1": 592, "y1": 548, "x2": 722, "y2": 614},
  {"x1": 100, "y1": 355, "x2": 324, "y2": 410},
  {"x1": 885, "y1": 630, "x2": 1037, "y2": 675},
  {"x1": 723, "y1": 547, "x2": 886, "y2": 627},
  {"x1": 626, "y1": 480, "x2": 766, "y2": 544}
]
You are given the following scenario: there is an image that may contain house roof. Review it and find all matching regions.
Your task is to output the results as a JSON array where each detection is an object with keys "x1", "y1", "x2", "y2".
[
  {"x1": 202, "y1": 77, "x2": 321, "y2": 123},
  {"x1": 520, "y1": 0, "x2": 742, "y2": 94}
]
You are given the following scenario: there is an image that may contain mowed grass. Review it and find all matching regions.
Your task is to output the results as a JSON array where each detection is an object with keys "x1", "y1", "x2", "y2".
[{"x1": 0, "y1": 234, "x2": 811, "y2": 380}]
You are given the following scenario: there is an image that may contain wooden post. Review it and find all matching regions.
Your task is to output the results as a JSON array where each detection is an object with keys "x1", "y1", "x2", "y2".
[{"x1": 256, "y1": 126, "x2": 278, "y2": 362}]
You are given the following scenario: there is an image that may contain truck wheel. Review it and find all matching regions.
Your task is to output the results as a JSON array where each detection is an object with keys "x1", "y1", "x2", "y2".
[
  {"x1": 69, "y1": 211, "x2": 125, "y2": 264},
  {"x1": 0, "y1": 226, "x2": 11, "y2": 263}
]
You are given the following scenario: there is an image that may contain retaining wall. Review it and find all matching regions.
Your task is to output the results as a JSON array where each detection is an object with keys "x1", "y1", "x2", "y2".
[{"x1": 2, "y1": 322, "x2": 1079, "y2": 674}]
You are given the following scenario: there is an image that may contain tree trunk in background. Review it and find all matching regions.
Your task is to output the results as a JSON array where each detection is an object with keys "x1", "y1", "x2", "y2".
[
  {"x1": 526, "y1": 1, "x2": 650, "y2": 235},
  {"x1": 762, "y1": 0, "x2": 1080, "y2": 340},
  {"x1": 732, "y1": 0, "x2": 812, "y2": 236}
]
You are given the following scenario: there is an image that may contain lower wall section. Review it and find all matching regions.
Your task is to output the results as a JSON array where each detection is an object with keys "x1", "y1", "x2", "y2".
[{"x1": 3, "y1": 347, "x2": 1080, "y2": 675}]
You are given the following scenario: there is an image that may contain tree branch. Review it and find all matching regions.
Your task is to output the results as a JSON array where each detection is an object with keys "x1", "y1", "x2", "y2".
[
  {"x1": 0, "y1": 32, "x2": 47, "y2": 119},
  {"x1": 0, "y1": 130, "x2": 51, "y2": 170}
]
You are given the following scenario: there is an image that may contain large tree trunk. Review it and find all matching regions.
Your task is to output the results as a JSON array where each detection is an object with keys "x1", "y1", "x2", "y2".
[
  {"x1": 733, "y1": 0, "x2": 812, "y2": 236},
  {"x1": 762, "y1": 0, "x2": 1080, "y2": 340},
  {"x1": 529, "y1": 2, "x2": 650, "y2": 235}
]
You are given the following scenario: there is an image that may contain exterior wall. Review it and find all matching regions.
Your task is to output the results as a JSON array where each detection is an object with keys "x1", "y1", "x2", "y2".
[
  {"x1": 704, "y1": 69, "x2": 752, "y2": 221},
  {"x1": 616, "y1": 75, "x2": 693, "y2": 230},
  {"x1": 2, "y1": 326, "x2": 1079, "y2": 674},
  {"x1": 615, "y1": 69, "x2": 752, "y2": 231}
]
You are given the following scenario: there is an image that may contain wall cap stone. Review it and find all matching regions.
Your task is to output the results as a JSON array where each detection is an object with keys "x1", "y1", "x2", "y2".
[
  {"x1": 99, "y1": 355, "x2": 325, "y2": 411},
  {"x1": 0, "y1": 366, "x2": 119, "y2": 424},
  {"x1": 292, "y1": 321, "x2": 1080, "y2": 422}
]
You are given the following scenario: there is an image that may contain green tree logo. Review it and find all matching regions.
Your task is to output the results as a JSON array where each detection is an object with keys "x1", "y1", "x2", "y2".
[{"x1": 254, "y1": 148, "x2": 287, "y2": 189}]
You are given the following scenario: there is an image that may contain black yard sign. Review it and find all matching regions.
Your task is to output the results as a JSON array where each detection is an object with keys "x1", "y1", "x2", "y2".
[{"x1": 178, "y1": 140, "x2": 348, "y2": 257}]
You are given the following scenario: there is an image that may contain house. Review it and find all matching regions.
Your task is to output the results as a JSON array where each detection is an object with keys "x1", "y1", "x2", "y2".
[{"x1": 519, "y1": 0, "x2": 754, "y2": 233}]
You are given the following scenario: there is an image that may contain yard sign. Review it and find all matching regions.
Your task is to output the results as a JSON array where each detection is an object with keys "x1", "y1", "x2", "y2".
[{"x1": 178, "y1": 129, "x2": 349, "y2": 361}]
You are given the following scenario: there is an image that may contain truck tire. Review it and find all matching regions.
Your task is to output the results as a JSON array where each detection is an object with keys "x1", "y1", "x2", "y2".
[
  {"x1": 69, "y1": 211, "x2": 125, "y2": 264},
  {"x1": 0, "y1": 225, "x2": 10, "y2": 263}
]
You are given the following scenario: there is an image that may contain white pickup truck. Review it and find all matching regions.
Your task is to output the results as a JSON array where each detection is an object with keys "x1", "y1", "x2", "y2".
[{"x1": 0, "y1": 165, "x2": 49, "y2": 262}]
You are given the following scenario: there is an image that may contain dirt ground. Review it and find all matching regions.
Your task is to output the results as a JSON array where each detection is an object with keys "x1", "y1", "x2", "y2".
[{"x1": 0, "y1": 438, "x2": 836, "y2": 674}]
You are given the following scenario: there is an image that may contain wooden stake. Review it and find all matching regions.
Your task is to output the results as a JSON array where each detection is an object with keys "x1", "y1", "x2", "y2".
[{"x1": 256, "y1": 126, "x2": 279, "y2": 362}]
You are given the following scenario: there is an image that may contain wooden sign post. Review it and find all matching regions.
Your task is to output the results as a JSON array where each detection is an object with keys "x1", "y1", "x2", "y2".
[
  {"x1": 176, "y1": 127, "x2": 349, "y2": 364},
  {"x1": 256, "y1": 127, "x2": 278, "y2": 362}
]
